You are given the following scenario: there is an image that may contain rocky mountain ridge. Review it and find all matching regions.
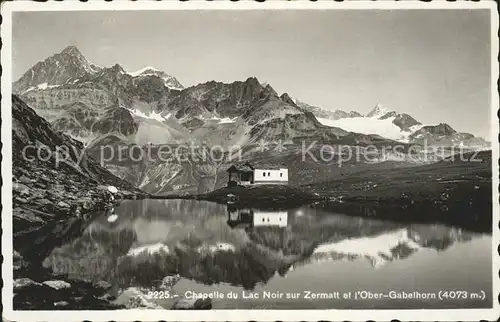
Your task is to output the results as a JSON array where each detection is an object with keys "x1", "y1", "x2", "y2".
[
  {"x1": 16, "y1": 45, "x2": 488, "y2": 149},
  {"x1": 13, "y1": 45, "x2": 490, "y2": 195},
  {"x1": 16, "y1": 47, "x2": 399, "y2": 148},
  {"x1": 14, "y1": 46, "x2": 183, "y2": 94},
  {"x1": 299, "y1": 100, "x2": 489, "y2": 147},
  {"x1": 14, "y1": 46, "x2": 102, "y2": 94}
]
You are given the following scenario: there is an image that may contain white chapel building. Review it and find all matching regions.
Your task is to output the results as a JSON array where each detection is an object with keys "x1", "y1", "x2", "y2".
[{"x1": 227, "y1": 162, "x2": 288, "y2": 186}]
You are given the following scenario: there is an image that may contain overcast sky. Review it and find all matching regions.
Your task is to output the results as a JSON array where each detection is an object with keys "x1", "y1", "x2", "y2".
[{"x1": 12, "y1": 10, "x2": 492, "y2": 138}]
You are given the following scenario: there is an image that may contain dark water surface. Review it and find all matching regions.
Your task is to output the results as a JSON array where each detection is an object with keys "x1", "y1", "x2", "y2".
[{"x1": 41, "y1": 199, "x2": 492, "y2": 309}]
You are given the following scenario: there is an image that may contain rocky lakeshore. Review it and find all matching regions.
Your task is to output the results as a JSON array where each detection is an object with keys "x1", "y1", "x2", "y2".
[
  {"x1": 199, "y1": 184, "x2": 321, "y2": 209},
  {"x1": 11, "y1": 95, "x2": 213, "y2": 310},
  {"x1": 12, "y1": 177, "x2": 149, "y2": 309},
  {"x1": 11, "y1": 95, "x2": 143, "y2": 309}
]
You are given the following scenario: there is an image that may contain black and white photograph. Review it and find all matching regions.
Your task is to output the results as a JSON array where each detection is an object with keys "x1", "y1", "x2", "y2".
[{"x1": 2, "y1": 1, "x2": 498, "y2": 321}]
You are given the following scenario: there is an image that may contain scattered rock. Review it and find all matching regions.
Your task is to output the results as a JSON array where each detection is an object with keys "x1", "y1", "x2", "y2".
[
  {"x1": 54, "y1": 301, "x2": 69, "y2": 307},
  {"x1": 13, "y1": 250, "x2": 22, "y2": 259},
  {"x1": 107, "y1": 214, "x2": 118, "y2": 223},
  {"x1": 93, "y1": 280, "x2": 112, "y2": 290},
  {"x1": 114, "y1": 287, "x2": 162, "y2": 309},
  {"x1": 13, "y1": 250, "x2": 29, "y2": 271},
  {"x1": 15, "y1": 197, "x2": 29, "y2": 204},
  {"x1": 43, "y1": 280, "x2": 71, "y2": 290},
  {"x1": 13, "y1": 182, "x2": 30, "y2": 196},
  {"x1": 57, "y1": 201, "x2": 70, "y2": 208},
  {"x1": 14, "y1": 278, "x2": 40, "y2": 290},
  {"x1": 35, "y1": 182, "x2": 47, "y2": 189},
  {"x1": 97, "y1": 293, "x2": 114, "y2": 301},
  {"x1": 31, "y1": 190, "x2": 46, "y2": 199},
  {"x1": 37, "y1": 198, "x2": 53, "y2": 206},
  {"x1": 53, "y1": 184, "x2": 65, "y2": 191},
  {"x1": 172, "y1": 297, "x2": 212, "y2": 310},
  {"x1": 19, "y1": 175, "x2": 32, "y2": 184},
  {"x1": 440, "y1": 192, "x2": 450, "y2": 201},
  {"x1": 78, "y1": 198, "x2": 93, "y2": 210},
  {"x1": 159, "y1": 275, "x2": 181, "y2": 290}
]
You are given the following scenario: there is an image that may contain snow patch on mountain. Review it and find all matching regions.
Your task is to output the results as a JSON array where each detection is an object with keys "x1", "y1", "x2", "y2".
[
  {"x1": 132, "y1": 117, "x2": 193, "y2": 145},
  {"x1": 317, "y1": 116, "x2": 419, "y2": 142},
  {"x1": 130, "y1": 108, "x2": 168, "y2": 122},
  {"x1": 37, "y1": 83, "x2": 61, "y2": 90},
  {"x1": 206, "y1": 116, "x2": 238, "y2": 124},
  {"x1": 23, "y1": 83, "x2": 62, "y2": 94},
  {"x1": 89, "y1": 63, "x2": 103, "y2": 73}
]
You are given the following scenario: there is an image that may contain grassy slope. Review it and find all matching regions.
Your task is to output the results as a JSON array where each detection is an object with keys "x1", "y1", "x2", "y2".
[
  {"x1": 305, "y1": 150, "x2": 493, "y2": 232},
  {"x1": 199, "y1": 151, "x2": 492, "y2": 231},
  {"x1": 305, "y1": 150, "x2": 491, "y2": 199}
]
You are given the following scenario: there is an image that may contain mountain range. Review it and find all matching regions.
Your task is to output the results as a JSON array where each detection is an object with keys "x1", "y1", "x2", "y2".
[
  {"x1": 12, "y1": 46, "x2": 490, "y2": 195},
  {"x1": 294, "y1": 98, "x2": 488, "y2": 147}
]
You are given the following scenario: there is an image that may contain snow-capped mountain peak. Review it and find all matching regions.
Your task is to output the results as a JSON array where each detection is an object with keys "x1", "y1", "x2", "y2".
[
  {"x1": 60, "y1": 45, "x2": 83, "y2": 57},
  {"x1": 304, "y1": 97, "x2": 487, "y2": 147},
  {"x1": 128, "y1": 66, "x2": 184, "y2": 90},
  {"x1": 60, "y1": 45, "x2": 85, "y2": 57},
  {"x1": 13, "y1": 45, "x2": 102, "y2": 93},
  {"x1": 366, "y1": 103, "x2": 388, "y2": 118}
]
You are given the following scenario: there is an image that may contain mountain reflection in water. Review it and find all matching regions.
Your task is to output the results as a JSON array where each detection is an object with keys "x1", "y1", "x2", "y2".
[{"x1": 41, "y1": 199, "x2": 492, "y2": 309}]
